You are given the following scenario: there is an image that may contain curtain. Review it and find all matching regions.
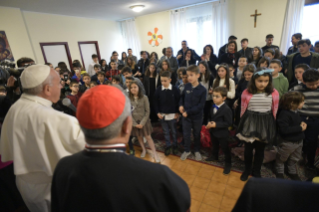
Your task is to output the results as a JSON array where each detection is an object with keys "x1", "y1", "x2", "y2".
[
  {"x1": 170, "y1": 9, "x2": 187, "y2": 56},
  {"x1": 211, "y1": 0, "x2": 229, "y2": 55},
  {"x1": 280, "y1": 0, "x2": 305, "y2": 54},
  {"x1": 120, "y1": 19, "x2": 141, "y2": 57}
]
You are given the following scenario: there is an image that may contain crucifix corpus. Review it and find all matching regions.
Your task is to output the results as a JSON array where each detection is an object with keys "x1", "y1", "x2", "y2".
[{"x1": 250, "y1": 10, "x2": 262, "y2": 28}]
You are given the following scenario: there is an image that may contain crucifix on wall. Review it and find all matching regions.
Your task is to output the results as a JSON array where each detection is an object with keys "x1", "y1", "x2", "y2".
[{"x1": 250, "y1": 10, "x2": 262, "y2": 28}]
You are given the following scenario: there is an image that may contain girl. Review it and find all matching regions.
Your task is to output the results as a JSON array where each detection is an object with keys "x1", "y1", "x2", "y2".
[
  {"x1": 100, "y1": 59, "x2": 108, "y2": 72},
  {"x1": 233, "y1": 64, "x2": 256, "y2": 126},
  {"x1": 237, "y1": 68, "x2": 279, "y2": 181},
  {"x1": 257, "y1": 57, "x2": 270, "y2": 68},
  {"x1": 212, "y1": 64, "x2": 236, "y2": 107},
  {"x1": 127, "y1": 56, "x2": 139, "y2": 75},
  {"x1": 252, "y1": 46, "x2": 263, "y2": 66},
  {"x1": 143, "y1": 63, "x2": 159, "y2": 122},
  {"x1": 150, "y1": 52, "x2": 158, "y2": 61},
  {"x1": 198, "y1": 61, "x2": 214, "y2": 125},
  {"x1": 121, "y1": 52, "x2": 127, "y2": 65},
  {"x1": 201, "y1": 45, "x2": 218, "y2": 77},
  {"x1": 276, "y1": 91, "x2": 305, "y2": 180},
  {"x1": 158, "y1": 59, "x2": 177, "y2": 86},
  {"x1": 180, "y1": 49, "x2": 196, "y2": 67},
  {"x1": 219, "y1": 41, "x2": 239, "y2": 68},
  {"x1": 129, "y1": 81, "x2": 160, "y2": 163}
]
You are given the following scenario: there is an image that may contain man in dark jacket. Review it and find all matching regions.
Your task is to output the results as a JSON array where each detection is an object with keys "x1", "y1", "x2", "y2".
[
  {"x1": 176, "y1": 40, "x2": 200, "y2": 65},
  {"x1": 238, "y1": 38, "x2": 253, "y2": 62},
  {"x1": 218, "y1": 35, "x2": 237, "y2": 58}
]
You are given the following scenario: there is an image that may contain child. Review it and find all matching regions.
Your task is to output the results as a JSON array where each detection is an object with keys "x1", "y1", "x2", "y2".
[
  {"x1": 288, "y1": 64, "x2": 310, "y2": 89},
  {"x1": 176, "y1": 67, "x2": 185, "y2": 86},
  {"x1": 228, "y1": 64, "x2": 238, "y2": 85},
  {"x1": 79, "y1": 73, "x2": 91, "y2": 93},
  {"x1": 106, "y1": 60, "x2": 120, "y2": 80},
  {"x1": 235, "y1": 56, "x2": 248, "y2": 81},
  {"x1": 237, "y1": 68, "x2": 279, "y2": 181},
  {"x1": 67, "y1": 81, "x2": 82, "y2": 115},
  {"x1": 257, "y1": 57, "x2": 270, "y2": 68},
  {"x1": 276, "y1": 91, "x2": 306, "y2": 180},
  {"x1": 90, "y1": 81, "x2": 97, "y2": 88},
  {"x1": 179, "y1": 65, "x2": 207, "y2": 161},
  {"x1": 205, "y1": 87, "x2": 233, "y2": 175},
  {"x1": 91, "y1": 64, "x2": 101, "y2": 82},
  {"x1": 290, "y1": 69, "x2": 319, "y2": 170},
  {"x1": 158, "y1": 60, "x2": 177, "y2": 86},
  {"x1": 97, "y1": 71, "x2": 108, "y2": 85},
  {"x1": 269, "y1": 59, "x2": 288, "y2": 98},
  {"x1": 212, "y1": 64, "x2": 236, "y2": 108},
  {"x1": 154, "y1": 71, "x2": 180, "y2": 156},
  {"x1": 125, "y1": 76, "x2": 133, "y2": 95},
  {"x1": 129, "y1": 80, "x2": 160, "y2": 163},
  {"x1": 111, "y1": 75, "x2": 122, "y2": 86},
  {"x1": 252, "y1": 46, "x2": 263, "y2": 66},
  {"x1": 87, "y1": 54, "x2": 99, "y2": 77},
  {"x1": 264, "y1": 49, "x2": 275, "y2": 61},
  {"x1": 122, "y1": 67, "x2": 146, "y2": 94},
  {"x1": 198, "y1": 61, "x2": 214, "y2": 125},
  {"x1": 178, "y1": 69, "x2": 188, "y2": 95}
]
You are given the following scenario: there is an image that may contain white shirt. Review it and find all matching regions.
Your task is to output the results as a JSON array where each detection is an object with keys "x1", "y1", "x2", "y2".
[
  {"x1": 213, "y1": 78, "x2": 236, "y2": 99},
  {"x1": 87, "y1": 62, "x2": 98, "y2": 77},
  {"x1": 0, "y1": 94, "x2": 85, "y2": 177},
  {"x1": 213, "y1": 102, "x2": 224, "y2": 114},
  {"x1": 160, "y1": 84, "x2": 175, "y2": 121}
]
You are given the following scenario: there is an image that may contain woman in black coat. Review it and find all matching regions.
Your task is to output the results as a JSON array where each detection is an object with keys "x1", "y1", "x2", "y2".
[
  {"x1": 218, "y1": 41, "x2": 240, "y2": 68},
  {"x1": 200, "y1": 45, "x2": 218, "y2": 77},
  {"x1": 180, "y1": 49, "x2": 196, "y2": 67}
]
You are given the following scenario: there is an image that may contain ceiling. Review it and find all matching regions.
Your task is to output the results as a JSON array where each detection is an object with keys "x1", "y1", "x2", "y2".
[{"x1": 0, "y1": 0, "x2": 211, "y2": 21}]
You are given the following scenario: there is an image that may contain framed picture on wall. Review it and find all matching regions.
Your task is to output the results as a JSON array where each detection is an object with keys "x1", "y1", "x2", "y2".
[
  {"x1": 0, "y1": 31, "x2": 15, "y2": 62},
  {"x1": 78, "y1": 41, "x2": 101, "y2": 70},
  {"x1": 40, "y1": 42, "x2": 73, "y2": 70}
]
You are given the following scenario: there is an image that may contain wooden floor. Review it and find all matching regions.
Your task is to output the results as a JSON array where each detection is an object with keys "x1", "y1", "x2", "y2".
[{"x1": 134, "y1": 147, "x2": 248, "y2": 212}]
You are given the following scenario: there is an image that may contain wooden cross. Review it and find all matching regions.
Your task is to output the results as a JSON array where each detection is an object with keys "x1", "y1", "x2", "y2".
[{"x1": 250, "y1": 10, "x2": 262, "y2": 28}]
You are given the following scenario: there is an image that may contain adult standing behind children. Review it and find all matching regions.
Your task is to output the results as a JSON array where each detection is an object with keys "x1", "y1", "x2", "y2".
[
  {"x1": 218, "y1": 35, "x2": 237, "y2": 58},
  {"x1": 87, "y1": 54, "x2": 99, "y2": 77},
  {"x1": 261, "y1": 34, "x2": 279, "y2": 53},
  {"x1": 0, "y1": 65, "x2": 85, "y2": 211},
  {"x1": 176, "y1": 40, "x2": 201, "y2": 65},
  {"x1": 127, "y1": 48, "x2": 138, "y2": 63},
  {"x1": 158, "y1": 47, "x2": 178, "y2": 73},
  {"x1": 51, "y1": 85, "x2": 190, "y2": 211},
  {"x1": 200, "y1": 45, "x2": 218, "y2": 77}
]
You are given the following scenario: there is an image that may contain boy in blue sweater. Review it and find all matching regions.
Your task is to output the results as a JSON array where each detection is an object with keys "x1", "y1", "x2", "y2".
[
  {"x1": 179, "y1": 65, "x2": 207, "y2": 161},
  {"x1": 154, "y1": 71, "x2": 180, "y2": 156}
]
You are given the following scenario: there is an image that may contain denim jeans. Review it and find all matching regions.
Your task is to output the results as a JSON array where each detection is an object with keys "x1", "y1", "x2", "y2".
[
  {"x1": 182, "y1": 117, "x2": 202, "y2": 152},
  {"x1": 160, "y1": 119, "x2": 177, "y2": 147}
]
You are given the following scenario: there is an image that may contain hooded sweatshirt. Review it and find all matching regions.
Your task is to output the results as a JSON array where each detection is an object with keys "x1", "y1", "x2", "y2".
[{"x1": 273, "y1": 73, "x2": 289, "y2": 98}]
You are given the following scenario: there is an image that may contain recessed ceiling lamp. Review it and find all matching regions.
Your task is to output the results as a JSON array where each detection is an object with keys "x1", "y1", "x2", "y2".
[{"x1": 130, "y1": 5, "x2": 145, "y2": 12}]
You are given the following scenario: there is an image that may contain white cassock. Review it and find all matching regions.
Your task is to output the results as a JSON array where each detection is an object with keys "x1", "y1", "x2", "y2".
[{"x1": 0, "y1": 93, "x2": 85, "y2": 212}]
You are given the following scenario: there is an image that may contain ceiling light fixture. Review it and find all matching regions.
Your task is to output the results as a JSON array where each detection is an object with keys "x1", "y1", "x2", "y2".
[{"x1": 130, "y1": 5, "x2": 145, "y2": 12}]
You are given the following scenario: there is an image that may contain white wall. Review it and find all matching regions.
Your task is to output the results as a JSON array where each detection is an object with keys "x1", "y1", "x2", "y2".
[
  {"x1": 0, "y1": 7, "x2": 35, "y2": 62},
  {"x1": 22, "y1": 11, "x2": 123, "y2": 67}
]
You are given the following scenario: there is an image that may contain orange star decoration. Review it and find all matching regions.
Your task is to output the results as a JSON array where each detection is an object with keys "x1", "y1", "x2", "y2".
[{"x1": 148, "y1": 28, "x2": 163, "y2": 47}]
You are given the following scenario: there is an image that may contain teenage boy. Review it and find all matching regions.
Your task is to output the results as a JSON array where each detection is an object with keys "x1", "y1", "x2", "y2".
[
  {"x1": 97, "y1": 71, "x2": 108, "y2": 85},
  {"x1": 238, "y1": 39, "x2": 253, "y2": 62},
  {"x1": 154, "y1": 71, "x2": 180, "y2": 156},
  {"x1": 67, "y1": 81, "x2": 82, "y2": 115},
  {"x1": 179, "y1": 65, "x2": 207, "y2": 161},
  {"x1": 286, "y1": 39, "x2": 319, "y2": 85},
  {"x1": 122, "y1": 67, "x2": 145, "y2": 94},
  {"x1": 262, "y1": 34, "x2": 279, "y2": 53},
  {"x1": 290, "y1": 70, "x2": 319, "y2": 170},
  {"x1": 112, "y1": 75, "x2": 122, "y2": 86},
  {"x1": 106, "y1": 60, "x2": 120, "y2": 81},
  {"x1": 289, "y1": 64, "x2": 310, "y2": 90},
  {"x1": 205, "y1": 87, "x2": 232, "y2": 175},
  {"x1": 269, "y1": 59, "x2": 289, "y2": 98},
  {"x1": 128, "y1": 48, "x2": 137, "y2": 63},
  {"x1": 218, "y1": 35, "x2": 237, "y2": 58},
  {"x1": 91, "y1": 64, "x2": 101, "y2": 82},
  {"x1": 264, "y1": 49, "x2": 275, "y2": 61},
  {"x1": 287, "y1": 33, "x2": 302, "y2": 55},
  {"x1": 87, "y1": 54, "x2": 99, "y2": 77},
  {"x1": 79, "y1": 73, "x2": 91, "y2": 93},
  {"x1": 235, "y1": 56, "x2": 248, "y2": 81}
]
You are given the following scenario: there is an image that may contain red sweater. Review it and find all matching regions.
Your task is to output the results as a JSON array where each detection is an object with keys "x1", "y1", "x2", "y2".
[
  {"x1": 67, "y1": 93, "x2": 82, "y2": 108},
  {"x1": 106, "y1": 69, "x2": 119, "y2": 80}
]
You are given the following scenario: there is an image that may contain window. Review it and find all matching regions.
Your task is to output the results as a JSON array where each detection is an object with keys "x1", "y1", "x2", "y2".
[{"x1": 302, "y1": 4, "x2": 319, "y2": 45}]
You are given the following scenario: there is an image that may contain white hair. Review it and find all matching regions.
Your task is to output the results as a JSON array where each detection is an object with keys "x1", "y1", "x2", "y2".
[
  {"x1": 23, "y1": 73, "x2": 53, "y2": 95},
  {"x1": 81, "y1": 91, "x2": 131, "y2": 142}
]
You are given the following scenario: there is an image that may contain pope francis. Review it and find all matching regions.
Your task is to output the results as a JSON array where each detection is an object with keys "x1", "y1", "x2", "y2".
[{"x1": 0, "y1": 65, "x2": 85, "y2": 212}]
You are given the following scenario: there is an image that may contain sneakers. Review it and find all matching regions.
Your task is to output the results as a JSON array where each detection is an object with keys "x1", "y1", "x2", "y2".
[
  {"x1": 289, "y1": 174, "x2": 301, "y2": 181},
  {"x1": 172, "y1": 146, "x2": 178, "y2": 155},
  {"x1": 205, "y1": 156, "x2": 218, "y2": 162},
  {"x1": 223, "y1": 164, "x2": 231, "y2": 175},
  {"x1": 180, "y1": 152, "x2": 191, "y2": 161},
  {"x1": 240, "y1": 170, "x2": 251, "y2": 181},
  {"x1": 195, "y1": 152, "x2": 202, "y2": 161},
  {"x1": 276, "y1": 173, "x2": 284, "y2": 179},
  {"x1": 164, "y1": 146, "x2": 172, "y2": 156},
  {"x1": 129, "y1": 150, "x2": 135, "y2": 156}
]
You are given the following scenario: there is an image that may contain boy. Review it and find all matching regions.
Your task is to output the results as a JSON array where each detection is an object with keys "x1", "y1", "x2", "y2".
[
  {"x1": 287, "y1": 33, "x2": 302, "y2": 55},
  {"x1": 262, "y1": 34, "x2": 279, "y2": 53},
  {"x1": 122, "y1": 67, "x2": 146, "y2": 94},
  {"x1": 179, "y1": 65, "x2": 207, "y2": 161},
  {"x1": 228, "y1": 65, "x2": 238, "y2": 85},
  {"x1": 112, "y1": 75, "x2": 121, "y2": 86},
  {"x1": 178, "y1": 70, "x2": 188, "y2": 95},
  {"x1": 205, "y1": 87, "x2": 232, "y2": 175},
  {"x1": 238, "y1": 38, "x2": 253, "y2": 62},
  {"x1": 269, "y1": 59, "x2": 289, "y2": 97},
  {"x1": 106, "y1": 60, "x2": 120, "y2": 80},
  {"x1": 290, "y1": 69, "x2": 319, "y2": 170},
  {"x1": 80, "y1": 73, "x2": 91, "y2": 93},
  {"x1": 154, "y1": 71, "x2": 180, "y2": 156},
  {"x1": 87, "y1": 54, "x2": 99, "y2": 77},
  {"x1": 90, "y1": 81, "x2": 97, "y2": 88},
  {"x1": 235, "y1": 56, "x2": 247, "y2": 81},
  {"x1": 67, "y1": 81, "x2": 82, "y2": 115},
  {"x1": 97, "y1": 71, "x2": 107, "y2": 85},
  {"x1": 125, "y1": 76, "x2": 133, "y2": 94},
  {"x1": 289, "y1": 64, "x2": 310, "y2": 89},
  {"x1": 91, "y1": 64, "x2": 101, "y2": 82},
  {"x1": 264, "y1": 49, "x2": 275, "y2": 61}
]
